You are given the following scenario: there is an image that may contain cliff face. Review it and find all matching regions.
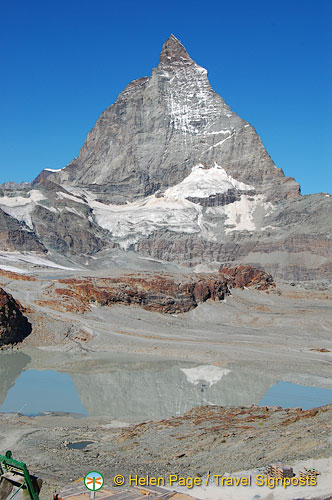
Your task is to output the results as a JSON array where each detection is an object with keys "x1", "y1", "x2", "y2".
[
  {"x1": 0, "y1": 35, "x2": 330, "y2": 280},
  {"x1": 0, "y1": 288, "x2": 32, "y2": 346}
]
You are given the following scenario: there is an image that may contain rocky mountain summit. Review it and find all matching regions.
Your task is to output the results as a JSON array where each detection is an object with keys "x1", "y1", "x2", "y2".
[
  {"x1": 40, "y1": 35, "x2": 300, "y2": 203},
  {"x1": 0, "y1": 35, "x2": 331, "y2": 280}
]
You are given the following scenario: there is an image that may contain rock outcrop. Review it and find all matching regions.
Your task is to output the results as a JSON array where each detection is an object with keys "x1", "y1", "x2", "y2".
[
  {"x1": 0, "y1": 288, "x2": 32, "y2": 346},
  {"x1": 38, "y1": 275, "x2": 231, "y2": 314},
  {"x1": 219, "y1": 265, "x2": 275, "y2": 290},
  {"x1": 36, "y1": 266, "x2": 275, "y2": 314}
]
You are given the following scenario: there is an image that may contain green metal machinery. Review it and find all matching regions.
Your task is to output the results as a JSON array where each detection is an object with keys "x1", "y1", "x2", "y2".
[{"x1": 0, "y1": 451, "x2": 41, "y2": 500}]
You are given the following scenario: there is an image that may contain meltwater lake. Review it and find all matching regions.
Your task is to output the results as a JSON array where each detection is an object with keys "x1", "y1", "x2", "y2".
[{"x1": 1, "y1": 349, "x2": 332, "y2": 421}]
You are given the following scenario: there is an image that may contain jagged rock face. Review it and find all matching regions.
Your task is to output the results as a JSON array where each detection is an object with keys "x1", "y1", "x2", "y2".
[
  {"x1": 47, "y1": 35, "x2": 299, "y2": 203},
  {"x1": 0, "y1": 181, "x2": 111, "y2": 255},
  {"x1": 0, "y1": 288, "x2": 32, "y2": 346}
]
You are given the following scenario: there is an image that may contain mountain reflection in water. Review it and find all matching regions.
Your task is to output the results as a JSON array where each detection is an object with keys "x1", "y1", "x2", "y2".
[
  {"x1": 0, "y1": 350, "x2": 277, "y2": 420},
  {"x1": 3, "y1": 350, "x2": 331, "y2": 420}
]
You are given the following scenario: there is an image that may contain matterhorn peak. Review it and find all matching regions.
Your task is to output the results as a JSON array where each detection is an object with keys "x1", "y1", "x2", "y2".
[
  {"x1": 159, "y1": 34, "x2": 193, "y2": 66},
  {"x1": 1, "y1": 35, "x2": 329, "y2": 282}
]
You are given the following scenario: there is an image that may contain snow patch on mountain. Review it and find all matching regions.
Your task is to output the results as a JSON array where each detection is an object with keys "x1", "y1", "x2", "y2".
[
  {"x1": 165, "y1": 61, "x2": 232, "y2": 135},
  {"x1": 59, "y1": 207, "x2": 85, "y2": 218},
  {"x1": 56, "y1": 192, "x2": 86, "y2": 204},
  {"x1": 165, "y1": 163, "x2": 253, "y2": 199},
  {"x1": 44, "y1": 167, "x2": 65, "y2": 172},
  {"x1": 0, "y1": 251, "x2": 79, "y2": 270},
  {"x1": 203, "y1": 134, "x2": 235, "y2": 153},
  {"x1": 223, "y1": 195, "x2": 275, "y2": 233},
  {"x1": 0, "y1": 190, "x2": 47, "y2": 229},
  {"x1": 0, "y1": 264, "x2": 28, "y2": 274}
]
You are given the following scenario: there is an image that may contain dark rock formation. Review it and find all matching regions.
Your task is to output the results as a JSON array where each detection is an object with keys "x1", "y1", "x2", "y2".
[
  {"x1": 0, "y1": 288, "x2": 32, "y2": 346},
  {"x1": 186, "y1": 189, "x2": 243, "y2": 207}
]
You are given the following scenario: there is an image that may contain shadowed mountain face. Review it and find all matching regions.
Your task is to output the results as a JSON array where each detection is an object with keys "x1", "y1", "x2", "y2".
[{"x1": 0, "y1": 35, "x2": 330, "y2": 279}]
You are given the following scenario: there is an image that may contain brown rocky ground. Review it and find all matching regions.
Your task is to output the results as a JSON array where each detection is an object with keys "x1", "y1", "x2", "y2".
[{"x1": 0, "y1": 404, "x2": 331, "y2": 499}]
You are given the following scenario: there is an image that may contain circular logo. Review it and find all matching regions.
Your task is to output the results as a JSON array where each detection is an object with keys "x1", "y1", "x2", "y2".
[{"x1": 84, "y1": 471, "x2": 104, "y2": 491}]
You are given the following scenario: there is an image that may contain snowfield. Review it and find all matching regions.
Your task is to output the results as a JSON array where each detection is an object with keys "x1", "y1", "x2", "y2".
[
  {"x1": 90, "y1": 195, "x2": 202, "y2": 250},
  {"x1": 0, "y1": 252, "x2": 79, "y2": 271}
]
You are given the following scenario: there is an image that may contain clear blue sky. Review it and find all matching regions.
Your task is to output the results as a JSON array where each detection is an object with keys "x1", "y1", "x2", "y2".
[{"x1": 1, "y1": 0, "x2": 331, "y2": 194}]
